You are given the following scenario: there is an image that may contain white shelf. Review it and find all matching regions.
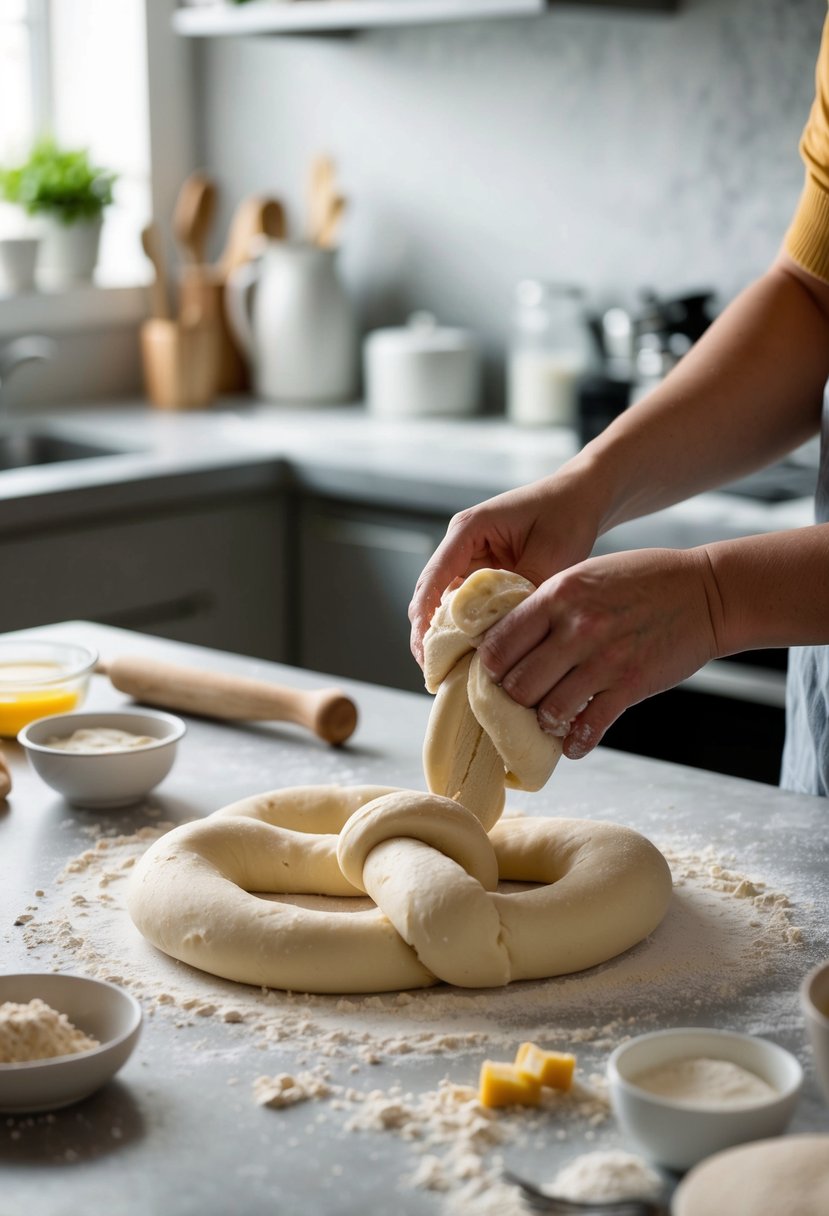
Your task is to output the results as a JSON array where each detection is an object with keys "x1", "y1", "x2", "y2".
[{"x1": 173, "y1": 0, "x2": 547, "y2": 37}]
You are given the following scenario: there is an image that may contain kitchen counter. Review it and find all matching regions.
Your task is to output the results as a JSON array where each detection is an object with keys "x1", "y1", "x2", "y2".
[
  {"x1": 0, "y1": 399, "x2": 814, "y2": 546},
  {"x1": 2, "y1": 622, "x2": 828, "y2": 1216}
]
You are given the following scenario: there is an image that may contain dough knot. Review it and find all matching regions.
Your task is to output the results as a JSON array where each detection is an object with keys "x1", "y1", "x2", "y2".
[
  {"x1": 336, "y1": 790, "x2": 509, "y2": 988},
  {"x1": 422, "y1": 568, "x2": 563, "y2": 829}
]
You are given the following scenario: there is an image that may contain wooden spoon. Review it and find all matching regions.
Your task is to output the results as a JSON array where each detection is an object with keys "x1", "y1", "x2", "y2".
[
  {"x1": 173, "y1": 172, "x2": 218, "y2": 266},
  {"x1": 218, "y1": 195, "x2": 286, "y2": 278},
  {"x1": 317, "y1": 194, "x2": 347, "y2": 250},
  {"x1": 140, "y1": 222, "x2": 172, "y2": 320},
  {"x1": 308, "y1": 154, "x2": 337, "y2": 244}
]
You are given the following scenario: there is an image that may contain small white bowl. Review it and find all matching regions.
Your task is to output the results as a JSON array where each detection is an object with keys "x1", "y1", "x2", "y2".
[
  {"x1": 607, "y1": 1028, "x2": 803, "y2": 1171},
  {"x1": 800, "y1": 959, "x2": 829, "y2": 1105},
  {"x1": 0, "y1": 973, "x2": 142, "y2": 1113},
  {"x1": 19, "y1": 709, "x2": 186, "y2": 808}
]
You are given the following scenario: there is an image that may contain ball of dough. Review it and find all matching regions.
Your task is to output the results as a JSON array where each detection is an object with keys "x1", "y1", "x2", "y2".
[{"x1": 672, "y1": 1135, "x2": 829, "y2": 1216}]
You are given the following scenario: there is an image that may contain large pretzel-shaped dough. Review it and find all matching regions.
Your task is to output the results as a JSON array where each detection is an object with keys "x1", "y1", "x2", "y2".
[
  {"x1": 128, "y1": 784, "x2": 672, "y2": 993},
  {"x1": 128, "y1": 570, "x2": 673, "y2": 993}
]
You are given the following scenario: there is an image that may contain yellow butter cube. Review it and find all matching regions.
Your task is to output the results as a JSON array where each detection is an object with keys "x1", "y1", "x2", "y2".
[
  {"x1": 478, "y1": 1059, "x2": 542, "y2": 1108},
  {"x1": 514, "y1": 1041, "x2": 576, "y2": 1091}
]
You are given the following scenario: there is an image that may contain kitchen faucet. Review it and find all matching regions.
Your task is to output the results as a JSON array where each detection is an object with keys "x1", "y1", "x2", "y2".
[{"x1": 0, "y1": 335, "x2": 55, "y2": 415}]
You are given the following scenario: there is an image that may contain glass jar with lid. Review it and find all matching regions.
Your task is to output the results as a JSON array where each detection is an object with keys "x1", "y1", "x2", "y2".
[{"x1": 506, "y1": 280, "x2": 592, "y2": 427}]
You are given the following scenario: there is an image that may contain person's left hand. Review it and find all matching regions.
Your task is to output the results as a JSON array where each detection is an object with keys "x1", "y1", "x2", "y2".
[{"x1": 476, "y1": 545, "x2": 723, "y2": 759}]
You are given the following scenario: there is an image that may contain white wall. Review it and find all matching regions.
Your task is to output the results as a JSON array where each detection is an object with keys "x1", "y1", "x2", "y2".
[{"x1": 193, "y1": 0, "x2": 825, "y2": 407}]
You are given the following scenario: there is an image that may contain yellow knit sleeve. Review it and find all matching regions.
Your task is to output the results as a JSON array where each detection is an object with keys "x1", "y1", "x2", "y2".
[{"x1": 784, "y1": 13, "x2": 829, "y2": 282}]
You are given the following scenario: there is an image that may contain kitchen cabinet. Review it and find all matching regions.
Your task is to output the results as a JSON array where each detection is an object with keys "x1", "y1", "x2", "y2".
[
  {"x1": 173, "y1": 0, "x2": 677, "y2": 38},
  {"x1": 0, "y1": 490, "x2": 288, "y2": 662},
  {"x1": 296, "y1": 496, "x2": 449, "y2": 693},
  {"x1": 602, "y1": 671, "x2": 787, "y2": 786}
]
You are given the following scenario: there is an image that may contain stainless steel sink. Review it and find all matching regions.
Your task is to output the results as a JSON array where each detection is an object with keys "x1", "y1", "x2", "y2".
[{"x1": 0, "y1": 431, "x2": 119, "y2": 472}]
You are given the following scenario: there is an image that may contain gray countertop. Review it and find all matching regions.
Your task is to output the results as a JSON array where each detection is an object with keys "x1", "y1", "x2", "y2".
[
  {"x1": 2, "y1": 622, "x2": 828, "y2": 1216},
  {"x1": 0, "y1": 400, "x2": 815, "y2": 547}
]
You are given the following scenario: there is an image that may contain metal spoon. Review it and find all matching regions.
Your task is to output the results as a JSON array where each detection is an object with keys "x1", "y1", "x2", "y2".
[{"x1": 503, "y1": 1169, "x2": 668, "y2": 1215}]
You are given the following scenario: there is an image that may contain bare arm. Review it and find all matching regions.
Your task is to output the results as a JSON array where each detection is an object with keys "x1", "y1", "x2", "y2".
[
  {"x1": 478, "y1": 525, "x2": 829, "y2": 761},
  {"x1": 410, "y1": 251, "x2": 829, "y2": 660}
]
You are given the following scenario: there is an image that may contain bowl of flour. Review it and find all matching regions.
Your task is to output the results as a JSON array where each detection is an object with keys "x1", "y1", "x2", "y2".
[
  {"x1": 607, "y1": 1027, "x2": 802, "y2": 1170},
  {"x1": 0, "y1": 972, "x2": 142, "y2": 1113}
]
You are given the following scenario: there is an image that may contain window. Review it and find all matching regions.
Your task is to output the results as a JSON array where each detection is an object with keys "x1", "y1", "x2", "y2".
[{"x1": 0, "y1": 0, "x2": 151, "y2": 285}]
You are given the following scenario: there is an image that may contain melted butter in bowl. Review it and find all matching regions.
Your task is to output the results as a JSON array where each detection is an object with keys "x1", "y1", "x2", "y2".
[{"x1": 46, "y1": 728, "x2": 156, "y2": 754}]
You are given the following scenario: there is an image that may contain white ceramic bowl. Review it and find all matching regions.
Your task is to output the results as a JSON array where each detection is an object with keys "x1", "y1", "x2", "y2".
[
  {"x1": 0, "y1": 973, "x2": 142, "y2": 1113},
  {"x1": 607, "y1": 1028, "x2": 803, "y2": 1171},
  {"x1": 18, "y1": 709, "x2": 186, "y2": 808},
  {"x1": 800, "y1": 959, "x2": 829, "y2": 1105}
]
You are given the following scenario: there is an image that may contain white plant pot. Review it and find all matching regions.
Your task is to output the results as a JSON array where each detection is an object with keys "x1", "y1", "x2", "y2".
[{"x1": 37, "y1": 215, "x2": 103, "y2": 288}]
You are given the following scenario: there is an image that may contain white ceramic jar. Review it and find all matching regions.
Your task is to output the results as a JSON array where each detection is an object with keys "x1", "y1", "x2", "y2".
[
  {"x1": 364, "y1": 312, "x2": 481, "y2": 419},
  {"x1": 225, "y1": 241, "x2": 358, "y2": 403}
]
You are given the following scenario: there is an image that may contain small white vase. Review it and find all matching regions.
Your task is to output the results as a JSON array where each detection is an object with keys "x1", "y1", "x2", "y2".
[{"x1": 37, "y1": 214, "x2": 103, "y2": 288}]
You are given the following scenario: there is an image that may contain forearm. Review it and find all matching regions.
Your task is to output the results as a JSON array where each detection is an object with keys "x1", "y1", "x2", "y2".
[
  {"x1": 703, "y1": 524, "x2": 829, "y2": 656},
  {"x1": 568, "y1": 254, "x2": 829, "y2": 535}
]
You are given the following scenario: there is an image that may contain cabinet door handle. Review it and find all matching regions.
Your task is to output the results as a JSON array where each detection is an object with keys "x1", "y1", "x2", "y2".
[
  {"x1": 96, "y1": 591, "x2": 215, "y2": 631},
  {"x1": 680, "y1": 660, "x2": 786, "y2": 708},
  {"x1": 313, "y1": 515, "x2": 436, "y2": 555}
]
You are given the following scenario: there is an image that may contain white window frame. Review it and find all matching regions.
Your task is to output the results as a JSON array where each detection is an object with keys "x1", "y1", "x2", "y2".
[{"x1": 0, "y1": 0, "x2": 195, "y2": 338}]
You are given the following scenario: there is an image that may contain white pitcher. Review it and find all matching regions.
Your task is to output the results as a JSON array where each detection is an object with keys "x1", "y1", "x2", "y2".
[{"x1": 225, "y1": 241, "x2": 358, "y2": 403}]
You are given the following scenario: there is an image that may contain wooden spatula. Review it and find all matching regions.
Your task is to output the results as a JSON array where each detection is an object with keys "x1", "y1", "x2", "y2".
[
  {"x1": 96, "y1": 656, "x2": 358, "y2": 746},
  {"x1": 218, "y1": 195, "x2": 286, "y2": 278},
  {"x1": 140, "y1": 222, "x2": 173, "y2": 320},
  {"x1": 173, "y1": 172, "x2": 218, "y2": 266}
]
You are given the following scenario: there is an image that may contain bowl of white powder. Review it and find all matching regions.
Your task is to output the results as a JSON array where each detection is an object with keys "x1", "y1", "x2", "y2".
[
  {"x1": 19, "y1": 709, "x2": 186, "y2": 808},
  {"x1": 0, "y1": 972, "x2": 142, "y2": 1113},
  {"x1": 607, "y1": 1027, "x2": 802, "y2": 1171}
]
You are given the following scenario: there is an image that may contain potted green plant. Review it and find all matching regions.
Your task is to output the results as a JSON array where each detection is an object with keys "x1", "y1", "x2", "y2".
[{"x1": 0, "y1": 138, "x2": 117, "y2": 287}]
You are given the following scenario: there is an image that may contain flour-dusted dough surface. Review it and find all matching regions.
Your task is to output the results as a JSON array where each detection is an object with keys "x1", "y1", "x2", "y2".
[
  {"x1": 423, "y1": 568, "x2": 561, "y2": 812},
  {"x1": 672, "y1": 1135, "x2": 829, "y2": 1216},
  {"x1": 128, "y1": 785, "x2": 672, "y2": 993}
]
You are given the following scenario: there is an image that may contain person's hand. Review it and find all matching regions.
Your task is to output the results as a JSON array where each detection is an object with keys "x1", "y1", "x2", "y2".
[
  {"x1": 477, "y1": 545, "x2": 722, "y2": 760},
  {"x1": 408, "y1": 471, "x2": 602, "y2": 665}
]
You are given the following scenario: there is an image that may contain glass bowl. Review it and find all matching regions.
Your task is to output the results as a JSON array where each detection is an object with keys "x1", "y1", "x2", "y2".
[{"x1": 0, "y1": 639, "x2": 98, "y2": 737}]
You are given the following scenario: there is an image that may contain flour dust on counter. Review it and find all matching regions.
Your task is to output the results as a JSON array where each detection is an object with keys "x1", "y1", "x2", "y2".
[{"x1": 11, "y1": 800, "x2": 813, "y2": 1214}]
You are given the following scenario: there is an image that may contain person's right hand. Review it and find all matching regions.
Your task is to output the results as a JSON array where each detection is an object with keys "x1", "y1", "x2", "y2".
[{"x1": 408, "y1": 468, "x2": 602, "y2": 666}]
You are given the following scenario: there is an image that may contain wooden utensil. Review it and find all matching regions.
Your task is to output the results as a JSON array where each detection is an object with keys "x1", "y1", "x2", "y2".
[
  {"x1": 178, "y1": 262, "x2": 245, "y2": 392},
  {"x1": 140, "y1": 222, "x2": 172, "y2": 320},
  {"x1": 219, "y1": 195, "x2": 286, "y2": 279},
  {"x1": 96, "y1": 656, "x2": 358, "y2": 746},
  {"x1": 317, "y1": 193, "x2": 347, "y2": 250},
  {"x1": 0, "y1": 746, "x2": 11, "y2": 799},
  {"x1": 173, "y1": 172, "x2": 218, "y2": 266},
  {"x1": 140, "y1": 315, "x2": 219, "y2": 411},
  {"x1": 308, "y1": 154, "x2": 337, "y2": 244}
]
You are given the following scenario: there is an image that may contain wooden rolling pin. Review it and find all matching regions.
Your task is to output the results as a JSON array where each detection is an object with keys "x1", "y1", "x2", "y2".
[{"x1": 96, "y1": 656, "x2": 358, "y2": 746}]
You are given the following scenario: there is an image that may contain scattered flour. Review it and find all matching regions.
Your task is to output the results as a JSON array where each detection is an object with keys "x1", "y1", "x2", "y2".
[
  {"x1": 253, "y1": 1070, "x2": 333, "y2": 1108},
  {"x1": 10, "y1": 816, "x2": 813, "y2": 1212},
  {"x1": 0, "y1": 998, "x2": 99, "y2": 1063}
]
